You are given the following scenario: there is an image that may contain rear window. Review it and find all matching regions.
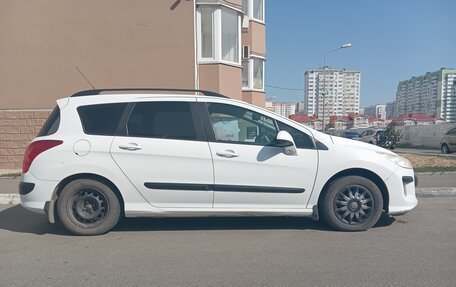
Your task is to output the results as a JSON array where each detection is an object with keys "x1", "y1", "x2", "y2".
[
  {"x1": 77, "y1": 103, "x2": 127, "y2": 135},
  {"x1": 38, "y1": 106, "x2": 60, "y2": 137},
  {"x1": 127, "y1": 102, "x2": 196, "y2": 140}
]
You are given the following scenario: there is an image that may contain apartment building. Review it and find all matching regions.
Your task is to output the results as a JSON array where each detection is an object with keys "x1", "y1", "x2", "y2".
[
  {"x1": 272, "y1": 102, "x2": 296, "y2": 118},
  {"x1": 363, "y1": 104, "x2": 386, "y2": 120},
  {"x1": 395, "y1": 68, "x2": 456, "y2": 122},
  {"x1": 0, "y1": 0, "x2": 266, "y2": 169},
  {"x1": 304, "y1": 68, "x2": 361, "y2": 120},
  {"x1": 385, "y1": 101, "x2": 395, "y2": 119}
]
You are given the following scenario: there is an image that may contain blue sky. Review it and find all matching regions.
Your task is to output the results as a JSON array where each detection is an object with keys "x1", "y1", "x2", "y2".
[{"x1": 265, "y1": 0, "x2": 456, "y2": 107}]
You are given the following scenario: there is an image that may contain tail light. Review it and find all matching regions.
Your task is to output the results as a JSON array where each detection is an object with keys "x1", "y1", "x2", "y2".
[{"x1": 22, "y1": 140, "x2": 63, "y2": 173}]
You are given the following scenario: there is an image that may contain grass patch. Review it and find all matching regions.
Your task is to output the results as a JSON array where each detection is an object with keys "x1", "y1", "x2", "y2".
[
  {"x1": 397, "y1": 152, "x2": 456, "y2": 173},
  {"x1": 0, "y1": 172, "x2": 22, "y2": 178}
]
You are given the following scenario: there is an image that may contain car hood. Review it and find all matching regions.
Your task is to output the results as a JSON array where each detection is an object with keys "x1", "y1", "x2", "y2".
[{"x1": 330, "y1": 135, "x2": 396, "y2": 155}]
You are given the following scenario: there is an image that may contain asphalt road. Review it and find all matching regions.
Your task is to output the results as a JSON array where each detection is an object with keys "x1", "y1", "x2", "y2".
[{"x1": 0, "y1": 197, "x2": 455, "y2": 287}]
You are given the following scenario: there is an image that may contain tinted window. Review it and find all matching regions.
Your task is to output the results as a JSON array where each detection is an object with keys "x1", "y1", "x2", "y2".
[
  {"x1": 207, "y1": 103, "x2": 277, "y2": 145},
  {"x1": 277, "y1": 121, "x2": 314, "y2": 149},
  {"x1": 127, "y1": 102, "x2": 196, "y2": 140},
  {"x1": 77, "y1": 103, "x2": 127, "y2": 135},
  {"x1": 38, "y1": 106, "x2": 60, "y2": 136}
]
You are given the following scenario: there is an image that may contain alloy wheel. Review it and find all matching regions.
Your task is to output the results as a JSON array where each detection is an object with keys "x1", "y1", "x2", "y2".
[{"x1": 333, "y1": 185, "x2": 374, "y2": 225}]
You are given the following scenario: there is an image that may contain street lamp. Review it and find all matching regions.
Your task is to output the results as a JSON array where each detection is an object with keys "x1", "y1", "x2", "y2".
[{"x1": 321, "y1": 43, "x2": 352, "y2": 132}]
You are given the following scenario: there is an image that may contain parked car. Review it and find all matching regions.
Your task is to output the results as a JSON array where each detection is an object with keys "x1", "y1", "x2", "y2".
[
  {"x1": 358, "y1": 129, "x2": 384, "y2": 145},
  {"x1": 335, "y1": 131, "x2": 359, "y2": 140},
  {"x1": 20, "y1": 88, "x2": 417, "y2": 235},
  {"x1": 440, "y1": 127, "x2": 456, "y2": 154}
]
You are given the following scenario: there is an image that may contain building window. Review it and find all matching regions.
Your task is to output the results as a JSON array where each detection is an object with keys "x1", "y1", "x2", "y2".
[
  {"x1": 243, "y1": 0, "x2": 264, "y2": 23},
  {"x1": 253, "y1": 57, "x2": 264, "y2": 90},
  {"x1": 242, "y1": 61, "x2": 249, "y2": 88},
  {"x1": 242, "y1": 56, "x2": 264, "y2": 92},
  {"x1": 252, "y1": 0, "x2": 264, "y2": 21},
  {"x1": 200, "y1": 7, "x2": 214, "y2": 59},
  {"x1": 221, "y1": 8, "x2": 239, "y2": 62},
  {"x1": 197, "y1": 5, "x2": 241, "y2": 65}
]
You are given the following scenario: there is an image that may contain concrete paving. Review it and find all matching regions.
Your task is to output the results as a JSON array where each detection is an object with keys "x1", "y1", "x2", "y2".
[{"x1": 0, "y1": 197, "x2": 455, "y2": 286}]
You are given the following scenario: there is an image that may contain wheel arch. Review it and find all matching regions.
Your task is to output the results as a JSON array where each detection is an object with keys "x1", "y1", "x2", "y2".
[
  {"x1": 317, "y1": 168, "x2": 389, "y2": 213},
  {"x1": 51, "y1": 173, "x2": 125, "y2": 218}
]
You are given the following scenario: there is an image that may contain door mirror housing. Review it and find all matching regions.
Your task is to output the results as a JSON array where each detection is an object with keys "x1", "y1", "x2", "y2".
[{"x1": 274, "y1": 131, "x2": 297, "y2": 155}]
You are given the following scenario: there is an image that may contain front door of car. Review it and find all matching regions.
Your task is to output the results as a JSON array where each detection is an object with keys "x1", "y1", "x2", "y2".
[
  {"x1": 110, "y1": 99, "x2": 214, "y2": 208},
  {"x1": 201, "y1": 101, "x2": 318, "y2": 209}
]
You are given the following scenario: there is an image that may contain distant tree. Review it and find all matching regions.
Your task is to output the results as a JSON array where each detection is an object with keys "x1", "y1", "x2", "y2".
[{"x1": 378, "y1": 125, "x2": 402, "y2": 150}]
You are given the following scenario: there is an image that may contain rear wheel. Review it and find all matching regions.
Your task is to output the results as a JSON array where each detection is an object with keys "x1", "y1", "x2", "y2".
[
  {"x1": 57, "y1": 179, "x2": 120, "y2": 235},
  {"x1": 441, "y1": 144, "x2": 450, "y2": 154},
  {"x1": 321, "y1": 176, "x2": 383, "y2": 231}
]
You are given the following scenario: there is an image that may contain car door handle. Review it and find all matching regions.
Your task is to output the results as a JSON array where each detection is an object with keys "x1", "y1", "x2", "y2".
[
  {"x1": 119, "y1": 143, "x2": 142, "y2": 151},
  {"x1": 216, "y1": 150, "x2": 239, "y2": 158}
]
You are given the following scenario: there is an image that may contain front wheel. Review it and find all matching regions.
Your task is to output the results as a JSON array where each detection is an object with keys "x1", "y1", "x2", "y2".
[
  {"x1": 57, "y1": 179, "x2": 121, "y2": 235},
  {"x1": 321, "y1": 176, "x2": 383, "y2": 231},
  {"x1": 441, "y1": 144, "x2": 450, "y2": 154}
]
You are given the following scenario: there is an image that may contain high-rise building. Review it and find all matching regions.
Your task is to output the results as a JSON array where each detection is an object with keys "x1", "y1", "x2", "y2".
[
  {"x1": 272, "y1": 102, "x2": 296, "y2": 118},
  {"x1": 385, "y1": 101, "x2": 395, "y2": 119},
  {"x1": 395, "y1": 68, "x2": 456, "y2": 122},
  {"x1": 304, "y1": 68, "x2": 361, "y2": 120},
  {"x1": 295, "y1": 101, "x2": 305, "y2": 114},
  {"x1": 363, "y1": 104, "x2": 386, "y2": 120}
]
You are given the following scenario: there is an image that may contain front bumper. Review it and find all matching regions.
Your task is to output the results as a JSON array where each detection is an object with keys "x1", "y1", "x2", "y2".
[{"x1": 384, "y1": 168, "x2": 418, "y2": 215}]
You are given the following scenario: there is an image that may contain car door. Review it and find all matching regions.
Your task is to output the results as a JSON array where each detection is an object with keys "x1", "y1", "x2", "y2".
[
  {"x1": 200, "y1": 100, "x2": 318, "y2": 209},
  {"x1": 110, "y1": 98, "x2": 214, "y2": 208}
]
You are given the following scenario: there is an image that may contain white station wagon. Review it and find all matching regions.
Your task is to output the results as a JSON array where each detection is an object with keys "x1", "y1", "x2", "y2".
[{"x1": 20, "y1": 89, "x2": 418, "y2": 235}]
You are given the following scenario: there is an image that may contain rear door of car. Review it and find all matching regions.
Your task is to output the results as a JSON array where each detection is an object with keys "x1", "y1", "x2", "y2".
[
  {"x1": 110, "y1": 98, "x2": 214, "y2": 208},
  {"x1": 449, "y1": 128, "x2": 456, "y2": 149}
]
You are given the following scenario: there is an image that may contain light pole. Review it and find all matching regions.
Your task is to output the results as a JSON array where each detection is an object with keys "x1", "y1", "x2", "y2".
[{"x1": 321, "y1": 43, "x2": 352, "y2": 132}]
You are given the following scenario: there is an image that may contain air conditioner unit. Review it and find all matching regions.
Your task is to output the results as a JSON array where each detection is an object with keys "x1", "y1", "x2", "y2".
[
  {"x1": 242, "y1": 15, "x2": 250, "y2": 29},
  {"x1": 242, "y1": 45, "x2": 250, "y2": 60}
]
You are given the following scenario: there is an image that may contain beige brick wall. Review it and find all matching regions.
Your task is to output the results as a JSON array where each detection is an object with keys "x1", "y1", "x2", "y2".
[{"x1": 0, "y1": 110, "x2": 51, "y2": 170}]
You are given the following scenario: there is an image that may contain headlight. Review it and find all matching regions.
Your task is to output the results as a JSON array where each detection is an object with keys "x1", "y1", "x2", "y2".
[{"x1": 376, "y1": 151, "x2": 413, "y2": 169}]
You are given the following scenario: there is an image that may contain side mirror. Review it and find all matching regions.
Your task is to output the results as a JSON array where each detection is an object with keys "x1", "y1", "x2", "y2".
[{"x1": 274, "y1": 131, "x2": 297, "y2": 155}]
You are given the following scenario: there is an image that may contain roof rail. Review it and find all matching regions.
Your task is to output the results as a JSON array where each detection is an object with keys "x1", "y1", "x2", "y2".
[{"x1": 70, "y1": 88, "x2": 228, "y2": 98}]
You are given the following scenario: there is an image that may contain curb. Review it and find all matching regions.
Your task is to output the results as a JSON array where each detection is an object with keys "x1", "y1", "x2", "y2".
[
  {"x1": 0, "y1": 194, "x2": 21, "y2": 205},
  {"x1": 415, "y1": 187, "x2": 456, "y2": 197},
  {"x1": 1, "y1": 188, "x2": 455, "y2": 205}
]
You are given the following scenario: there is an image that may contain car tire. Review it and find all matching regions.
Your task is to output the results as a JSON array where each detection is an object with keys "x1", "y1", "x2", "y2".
[
  {"x1": 57, "y1": 179, "x2": 121, "y2": 236},
  {"x1": 321, "y1": 176, "x2": 383, "y2": 231},
  {"x1": 441, "y1": 144, "x2": 450, "y2": 154}
]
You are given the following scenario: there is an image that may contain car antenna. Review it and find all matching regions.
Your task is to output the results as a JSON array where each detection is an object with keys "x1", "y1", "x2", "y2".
[{"x1": 75, "y1": 66, "x2": 96, "y2": 90}]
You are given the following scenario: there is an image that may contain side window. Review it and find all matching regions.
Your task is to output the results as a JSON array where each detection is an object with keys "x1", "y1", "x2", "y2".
[
  {"x1": 359, "y1": 131, "x2": 367, "y2": 137},
  {"x1": 448, "y1": 128, "x2": 456, "y2": 135},
  {"x1": 77, "y1": 103, "x2": 127, "y2": 135},
  {"x1": 127, "y1": 102, "x2": 196, "y2": 141},
  {"x1": 207, "y1": 103, "x2": 277, "y2": 145},
  {"x1": 38, "y1": 106, "x2": 60, "y2": 136},
  {"x1": 277, "y1": 121, "x2": 314, "y2": 149}
]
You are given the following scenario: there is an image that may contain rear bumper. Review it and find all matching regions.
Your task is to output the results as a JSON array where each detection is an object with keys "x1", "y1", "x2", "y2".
[
  {"x1": 20, "y1": 173, "x2": 59, "y2": 214},
  {"x1": 385, "y1": 168, "x2": 418, "y2": 215}
]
